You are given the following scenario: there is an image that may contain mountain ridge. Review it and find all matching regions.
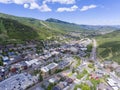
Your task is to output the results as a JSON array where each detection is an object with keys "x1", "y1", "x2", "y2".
[{"x1": 0, "y1": 12, "x2": 119, "y2": 45}]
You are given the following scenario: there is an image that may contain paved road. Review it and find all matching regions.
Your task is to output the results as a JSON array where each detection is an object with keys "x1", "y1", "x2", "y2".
[
  {"x1": 90, "y1": 39, "x2": 97, "y2": 61},
  {"x1": 90, "y1": 39, "x2": 120, "y2": 88},
  {"x1": 89, "y1": 39, "x2": 98, "y2": 64}
]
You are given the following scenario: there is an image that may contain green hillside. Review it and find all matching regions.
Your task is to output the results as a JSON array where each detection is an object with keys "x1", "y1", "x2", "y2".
[
  {"x1": 0, "y1": 13, "x2": 119, "y2": 45},
  {"x1": 0, "y1": 17, "x2": 39, "y2": 44},
  {"x1": 0, "y1": 13, "x2": 86, "y2": 33},
  {"x1": 96, "y1": 30, "x2": 120, "y2": 64},
  {"x1": 0, "y1": 13, "x2": 88, "y2": 44}
]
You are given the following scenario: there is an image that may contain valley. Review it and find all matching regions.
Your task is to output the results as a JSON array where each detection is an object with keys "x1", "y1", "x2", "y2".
[{"x1": 0, "y1": 13, "x2": 120, "y2": 90}]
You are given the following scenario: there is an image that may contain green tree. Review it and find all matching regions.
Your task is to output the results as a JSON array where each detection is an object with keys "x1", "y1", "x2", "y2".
[
  {"x1": 81, "y1": 84, "x2": 91, "y2": 90},
  {"x1": 39, "y1": 74, "x2": 43, "y2": 81},
  {"x1": 72, "y1": 67, "x2": 75, "y2": 73},
  {"x1": 88, "y1": 63, "x2": 94, "y2": 68},
  {"x1": 47, "y1": 83, "x2": 55, "y2": 90},
  {"x1": 49, "y1": 69, "x2": 51, "y2": 75},
  {"x1": 0, "y1": 60, "x2": 3, "y2": 66},
  {"x1": 0, "y1": 57, "x2": 3, "y2": 66}
]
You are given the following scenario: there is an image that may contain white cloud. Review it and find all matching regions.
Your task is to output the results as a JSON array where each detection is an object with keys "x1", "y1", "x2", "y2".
[
  {"x1": 0, "y1": 0, "x2": 34, "y2": 4},
  {"x1": 29, "y1": 2, "x2": 40, "y2": 9},
  {"x1": 80, "y1": 5, "x2": 97, "y2": 11},
  {"x1": 0, "y1": 0, "x2": 52, "y2": 12},
  {"x1": 57, "y1": 5, "x2": 78, "y2": 12},
  {"x1": 0, "y1": 0, "x2": 14, "y2": 4},
  {"x1": 39, "y1": 4, "x2": 52, "y2": 12},
  {"x1": 24, "y1": 3, "x2": 29, "y2": 8},
  {"x1": 43, "y1": 0, "x2": 76, "y2": 4}
]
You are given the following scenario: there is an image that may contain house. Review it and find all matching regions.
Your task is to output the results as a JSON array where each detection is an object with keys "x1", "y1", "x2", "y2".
[
  {"x1": 95, "y1": 69, "x2": 105, "y2": 77},
  {"x1": 25, "y1": 59, "x2": 42, "y2": 67},
  {"x1": 0, "y1": 66, "x2": 5, "y2": 81},
  {"x1": 115, "y1": 66, "x2": 120, "y2": 77},
  {"x1": 69, "y1": 47, "x2": 78, "y2": 54},
  {"x1": 53, "y1": 82, "x2": 67, "y2": 90},
  {"x1": 107, "y1": 78, "x2": 119, "y2": 90},
  {"x1": 10, "y1": 55, "x2": 24, "y2": 64},
  {"x1": 80, "y1": 48, "x2": 87, "y2": 51},
  {"x1": 0, "y1": 45, "x2": 4, "y2": 50},
  {"x1": 49, "y1": 78, "x2": 58, "y2": 84},
  {"x1": 58, "y1": 60, "x2": 71, "y2": 69},
  {"x1": 85, "y1": 80, "x2": 93, "y2": 87},
  {"x1": 103, "y1": 61, "x2": 113, "y2": 68},
  {"x1": 111, "y1": 62, "x2": 119, "y2": 69},
  {"x1": 10, "y1": 63, "x2": 21, "y2": 73},
  {"x1": 41, "y1": 63, "x2": 58, "y2": 78},
  {"x1": 53, "y1": 86, "x2": 61, "y2": 90},
  {"x1": 0, "y1": 73, "x2": 38, "y2": 90},
  {"x1": 2, "y1": 56, "x2": 10, "y2": 65},
  {"x1": 6, "y1": 44, "x2": 14, "y2": 50},
  {"x1": 97, "y1": 83, "x2": 112, "y2": 90},
  {"x1": 90, "y1": 73, "x2": 99, "y2": 80},
  {"x1": 51, "y1": 51, "x2": 59, "y2": 56},
  {"x1": 65, "y1": 78, "x2": 73, "y2": 84}
]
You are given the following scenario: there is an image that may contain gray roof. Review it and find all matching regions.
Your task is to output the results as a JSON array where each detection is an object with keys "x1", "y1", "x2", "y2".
[{"x1": 0, "y1": 73, "x2": 35, "y2": 90}]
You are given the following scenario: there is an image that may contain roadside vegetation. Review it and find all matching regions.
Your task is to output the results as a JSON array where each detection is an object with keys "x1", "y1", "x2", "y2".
[
  {"x1": 87, "y1": 43, "x2": 93, "y2": 52},
  {"x1": 73, "y1": 56, "x2": 81, "y2": 68},
  {"x1": 85, "y1": 43, "x2": 93, "y2": 58},
  {"x1": 74, "y1": 83, "x2": 91, "y2": 90},
  {"x1": 76, "y1": 69, "x2": 88, "y2": 79},
  {"x1": 88, "y1": 63, "x2": 94, "y2": 68}
]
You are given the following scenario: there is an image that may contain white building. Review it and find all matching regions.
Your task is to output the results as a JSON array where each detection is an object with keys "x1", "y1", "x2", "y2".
[
  {"x1": 25, "y1": 59, "x2": 42, "y2": 67},
  {"x1": 41, "y1": 63, "x2": 58, "y2": 78},
  {"x1": 107, "y1": 78, "x2": 119, "y2": 90},
  {"x1": 0, "y1": 73, "x2": 37, "y2": 90}
]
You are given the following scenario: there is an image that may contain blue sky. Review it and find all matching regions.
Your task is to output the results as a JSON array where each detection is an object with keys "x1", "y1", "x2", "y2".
[{"x1": 0, "y1": 0, "x2": 120, "y2": 25}]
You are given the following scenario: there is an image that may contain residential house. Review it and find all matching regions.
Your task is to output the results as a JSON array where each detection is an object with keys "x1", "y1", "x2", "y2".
[
  {"x1": 0, "y1": 73, "x2": 38, "y2": 90},
  {"x1": 41, "y1": 63, "x2": 58, "y2": 78},
  {"x1": 97, "y1": 83, "x2": 112, "y2": 90},
  {"x1": 115, "y1": 66, "x2": 120, "y2": 77}
]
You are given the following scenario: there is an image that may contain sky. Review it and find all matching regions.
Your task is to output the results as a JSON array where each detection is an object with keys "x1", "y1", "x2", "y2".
[{"x1": 0, "y1": 0, "x2": 120, "y2": 25}]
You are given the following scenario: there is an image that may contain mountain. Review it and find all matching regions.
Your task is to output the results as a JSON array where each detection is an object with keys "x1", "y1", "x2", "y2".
[
  {"x1": 0, "y1": 12, "x2": 119, "y2": 45},
  {"x1": 0, "y1": 13, "x2": 89, "y2": 45},
  {"x1": 0, "y1": 13, "x2": 64, "y2": 42},
  {"x1": 46, "y1": 18, "x2": 119, "y2": 34},
  {"x1": 80, "y1": 25, "x2": 119, "y2": 34},
  {"x1": 46, "y1": 18, "x2": 73, "y2": 24},
  {"x1": 0, "y1": 13, "x2": 68, "y2": 44},
  {"x1": 96, "y1": 30, "x2": 120, "y2": 64},
  {"x1": 80, "y1": 25, "x2": 118, "y2": 31}
]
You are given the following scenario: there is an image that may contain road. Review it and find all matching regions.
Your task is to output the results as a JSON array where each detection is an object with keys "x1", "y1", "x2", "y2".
[
  {"x1": 27, "y1": 70, "x2": 70, "y2": 90},
  {"x1": 90, "y1": 39, "x2": 97, "y2": 62},
  {"x1": 92, "y1": 39, "x2": 120, "y2": 88}
]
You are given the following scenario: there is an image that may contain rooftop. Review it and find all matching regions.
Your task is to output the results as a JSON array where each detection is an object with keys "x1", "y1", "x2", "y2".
[
  {"x1": 0, "y1": 73, "x2": 36, "y2": 90},
  {"x1": 41, "y1": 63, "x2": 58, "y2": 72}
]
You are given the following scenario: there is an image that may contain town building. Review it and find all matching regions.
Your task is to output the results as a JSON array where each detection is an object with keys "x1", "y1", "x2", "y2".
[
  {"x1": 0, "y1": 73, "x2": 38, "y2": 90},
  {"x1": 41, "y1": 63, "x2": 58, "y2": 78}
]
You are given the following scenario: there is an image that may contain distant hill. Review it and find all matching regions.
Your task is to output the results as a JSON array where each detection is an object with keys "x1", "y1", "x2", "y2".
[
  {"x1": 0, "y1": 13, "x2": 64, "y2": 42},
  {"x1": 46, "y1": 18, "x2": 73, "y2": 24},
  {"x1": 0, "y1": 12, "x2": 119, "y2": 44},
  {"x1": 0, "y1": 13, "x2": 89, "y2": 45},
  {"x1": 96, "y1": 30, "x2": 120, "y2": 64}
]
